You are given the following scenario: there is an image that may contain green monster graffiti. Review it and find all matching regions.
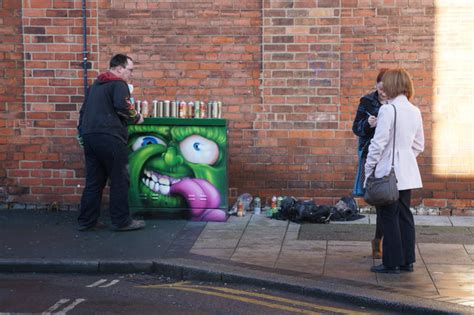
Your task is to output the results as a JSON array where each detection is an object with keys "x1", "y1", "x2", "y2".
[{"x1": 128, "y1": 123, "x2": 227, "y2": 221}]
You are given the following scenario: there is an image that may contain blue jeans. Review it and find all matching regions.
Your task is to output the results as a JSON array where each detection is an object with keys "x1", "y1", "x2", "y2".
[
  {"x1": 78, "y1": 133, "x2": 132, "y2": 228},
  {"x1": 352, "y1": 149, "x2": 365, "y2": 197}
]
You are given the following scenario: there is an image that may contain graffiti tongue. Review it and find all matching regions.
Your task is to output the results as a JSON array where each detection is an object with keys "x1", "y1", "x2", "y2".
[{"x1": 170, "y1": 178, "x2": 225, "y2": 221}]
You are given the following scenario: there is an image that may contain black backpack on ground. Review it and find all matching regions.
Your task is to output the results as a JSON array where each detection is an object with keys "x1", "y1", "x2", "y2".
[
  {"x1": 273, "y1": 197, "x2": 330, "y2": 224},
  {"x1": 330, "y1": 196, "x2": 363, "y2": 221}
]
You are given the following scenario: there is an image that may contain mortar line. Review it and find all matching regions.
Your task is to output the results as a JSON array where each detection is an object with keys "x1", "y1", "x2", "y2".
[{"x1": 228, "y1": 215, "x2": 253, "y2": 260}]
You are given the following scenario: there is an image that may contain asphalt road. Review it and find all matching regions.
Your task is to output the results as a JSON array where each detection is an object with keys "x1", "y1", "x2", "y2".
[{"x1": 0, "y1": 273, "x2": 384, "y2": 314}]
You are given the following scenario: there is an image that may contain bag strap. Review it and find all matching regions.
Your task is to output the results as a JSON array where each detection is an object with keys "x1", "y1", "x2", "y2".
[{"x1": 390, "y1": 104, "x2": 396, "y2": 168}]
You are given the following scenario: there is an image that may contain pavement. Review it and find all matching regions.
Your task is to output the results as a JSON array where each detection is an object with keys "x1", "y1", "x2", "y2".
[{"x1": 1, "y1": 208, "x2": 474, "y2": 314}]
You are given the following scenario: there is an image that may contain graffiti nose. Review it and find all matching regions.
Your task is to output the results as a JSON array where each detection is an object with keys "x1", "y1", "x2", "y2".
[{"x1": 164, "y1": 146, "x2": 183, "y2": 167}]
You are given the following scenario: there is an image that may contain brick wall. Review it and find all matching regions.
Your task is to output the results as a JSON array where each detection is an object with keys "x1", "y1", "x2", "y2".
[
  {"x1": 0, "y1": 0, "x2": 25, "y2": 202},
  {"x1": 260, "y1": 0, "x2": 342, "y2": 205},
  {"x1": 0, "y1": 0, "x2": 473, "y2": 214},
  {"x1": 0, "y1": 0, "x2": 98, "y2": 206}
]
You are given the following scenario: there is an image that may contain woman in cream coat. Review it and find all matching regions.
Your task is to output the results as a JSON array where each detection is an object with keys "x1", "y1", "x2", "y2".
[{"x1": 364, "y1": 68, "x2": 424, "y2": 274}]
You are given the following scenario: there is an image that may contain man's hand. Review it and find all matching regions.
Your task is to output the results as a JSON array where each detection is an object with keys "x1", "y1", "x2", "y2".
[
  {"x1": 76, "y1": 134, "x2": 84, "y2": 148},
  {"x1": 137, "y1": 113, "x2": 144, "y2": 124}
]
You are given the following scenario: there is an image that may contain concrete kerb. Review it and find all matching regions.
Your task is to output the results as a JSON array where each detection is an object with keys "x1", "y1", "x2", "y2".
[
  {"x1": 0, "y1": 259, "x2": 156, "y2": 274},
  {"x1": 1, "y1": 258, "x2": 472, "y2": 314},
  {"x1": 0, "y1": 259, "x2": 99, "y2": 274},
  {"x1": 99, "y1": 260, "x2": 155, "y2": 274},
  {"x1": 153, "y1": 258, "x2": 473, "y2": 315}
]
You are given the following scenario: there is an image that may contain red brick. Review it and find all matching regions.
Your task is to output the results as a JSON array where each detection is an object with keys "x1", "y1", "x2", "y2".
[{"x1": 424, "y1": 199, "x2": 448, "y2": 208}]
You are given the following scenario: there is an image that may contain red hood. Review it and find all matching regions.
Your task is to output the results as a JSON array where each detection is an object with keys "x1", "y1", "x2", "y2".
[{"x1": 96, "y1": 71, "x2": 125, "y2": 84}]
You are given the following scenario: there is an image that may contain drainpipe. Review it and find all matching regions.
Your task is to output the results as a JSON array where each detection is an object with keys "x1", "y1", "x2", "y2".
[{"x1": 82, "y1": 0, "x2": 88, "y2": 98}]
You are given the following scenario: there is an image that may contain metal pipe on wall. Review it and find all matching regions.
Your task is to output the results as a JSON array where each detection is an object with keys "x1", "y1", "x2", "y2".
[{"x1": 82, "y1": 0, "x2": 88, "y2": 98}]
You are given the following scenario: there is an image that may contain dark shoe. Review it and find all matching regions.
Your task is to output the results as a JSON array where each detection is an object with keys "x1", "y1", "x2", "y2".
[
  {"x1": 77, "y1": 221, "x2": 107, "y2": 231},
  {"x1": 400, "y1": 264, "x2": 414, "y2": 272},
  {"x1": 370, "y1": 264, "x2": 400, "y2": 274},
  {"x1": 115, "y1": 219, "x2": 145, "y2": 232}
]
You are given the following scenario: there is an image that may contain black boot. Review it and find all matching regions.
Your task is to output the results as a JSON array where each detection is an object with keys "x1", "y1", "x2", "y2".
[{"x1": 370, "y1": 264, "x2": 400, "y2": 274}]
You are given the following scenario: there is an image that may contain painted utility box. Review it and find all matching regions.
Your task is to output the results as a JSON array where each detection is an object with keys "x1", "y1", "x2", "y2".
[{"x1": 127, "y1": 118, "x2": 228, "y2": 221}]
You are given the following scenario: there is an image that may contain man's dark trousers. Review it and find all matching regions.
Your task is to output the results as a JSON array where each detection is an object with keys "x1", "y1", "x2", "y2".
[
  {"x1": 380, "y1": 190, "x2": 416, "y2": 267},
  {"x1": 79, "y1": 133, "x2": 132, "y2": 228}
]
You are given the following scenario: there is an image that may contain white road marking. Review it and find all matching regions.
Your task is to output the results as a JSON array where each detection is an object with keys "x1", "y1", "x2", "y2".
[
  {"x1": 42, "y1": 298, "x2": 70, "y2": 313},
  {"x1": 86, "y1": 279, "x2": 108, "y2": 287},
  {"x1": 99, "y1": 280, "x2": 120, "y2": 288},
  {"x1": 59, "y1": 298, "x2": 86, "y2": 313}
]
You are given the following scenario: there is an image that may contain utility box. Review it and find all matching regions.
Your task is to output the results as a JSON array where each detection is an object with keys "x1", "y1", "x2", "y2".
[{"x1": 127, "y1": 118, "x2": 228, "y2": 221}]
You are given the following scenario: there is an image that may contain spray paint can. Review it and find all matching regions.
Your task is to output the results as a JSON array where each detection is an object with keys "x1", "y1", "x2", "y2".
[
  {"x1": 253, "y1": 197, "x2": 261, "y2": 215},
  {"x1": 212, "y1": 101, "x2": 218, "y2": 118},
  {"x1": 194, "y1": 101, "x2": 201, "y2": 118},
  {"x1": 158, "y1": 101, "x2": 163, "y2": 117},
  {"x1": 217, "y1": 101, "x2": 222, "y2": 118},
  {"x1": 128, "y1": 84, "x2": 134, "y2": 105},
  {"x1": 136, "y1": 100, "x2": 141, "y2": 114},
  {"x1": 171, "y1": 101, "x2": 177, "y2": 117},
  {"x1": 271, "y1": 195, "x2": 277, "y2": 209},
  {"x1": 199, "y1": 101, "x2": 207, "y2": 118},
  {"x1": 237, "y1": 200, "x2": 244, "y2": 217},
  {"x1": 188, "y1": 101, "x2": 195, "y2": 118},
  {"x1": 141, "y1": 100, "x2": 149, "y2": 117},
  {"x1": 179, "y1": 101, "x2": 187, "y2": 118},
  {"x1": 163, "y1": 100, "x2": 170, "y2": 117},
  {"x1": 152, "y1": 100, "x2": 158, "y2": 117},
  {"x1": 207, "y1": 101, "x2": 213, "y2": 118}
]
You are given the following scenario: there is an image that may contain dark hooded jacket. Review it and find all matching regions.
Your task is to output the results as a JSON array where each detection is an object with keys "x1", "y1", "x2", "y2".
[
  {"x1": 352, "y1": 91, "x2": 383, "y2": 156},
  {"x1": 78, "y1": 72, "x2": 140, "y2": 144}
]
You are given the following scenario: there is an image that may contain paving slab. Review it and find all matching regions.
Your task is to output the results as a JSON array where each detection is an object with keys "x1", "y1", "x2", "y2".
[
  {"x1": 418, "y1": 243, "x2": 474, "y2": 264},
  {"x1": 331, "y1": 215, "x2": 370, "y2": 224},
  {"x1": 450, "y1": 216, "x2": 474, "y2": 227},
  {"x1": 415, "y1": 215, "x2": 452, "y2": 226}
]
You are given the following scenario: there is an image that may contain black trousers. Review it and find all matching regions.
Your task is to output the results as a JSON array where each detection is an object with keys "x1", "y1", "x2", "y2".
[
  {"x1": 375, "y1": 206, "x2": 383, "y2": 239},
  {"x1": 78, "y1": 133, "x2": 132, "y2": 228},
  {"x1": 379, "y1": 190, "x2": 416, "y2": 267}
]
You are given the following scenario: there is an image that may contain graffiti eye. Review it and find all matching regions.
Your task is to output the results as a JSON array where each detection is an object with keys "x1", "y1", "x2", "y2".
[
  {"x1": 132, "y1": 136, "x2": 166, "y2": 151},
  {"x1": 180, "y1": 135, "x2": 219, "y2": 165}
]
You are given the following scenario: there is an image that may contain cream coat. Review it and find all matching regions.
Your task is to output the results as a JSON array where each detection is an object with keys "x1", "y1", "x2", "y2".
[{"x1": 364, "y1": 95, "x2": 424, "y2": 190}]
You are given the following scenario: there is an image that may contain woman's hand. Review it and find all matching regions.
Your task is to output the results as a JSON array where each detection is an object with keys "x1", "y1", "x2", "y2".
[{"x1": 368, "y1": 115, "x2": 377, "y2": 128}]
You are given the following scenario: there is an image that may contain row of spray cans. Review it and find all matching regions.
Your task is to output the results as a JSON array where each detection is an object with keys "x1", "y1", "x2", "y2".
[
  {"x1": 234, "y1": 195, "x2": 284, "y2": 218},
  {"x1": 136, "y1": 100, "x2": 222, "y2": 119},
  {"x1": 236, "y1": 196, "x2": 262, "y2": 217},
  {"x1": 231, "y1": 193, "x2": 283, "y2": 217}
]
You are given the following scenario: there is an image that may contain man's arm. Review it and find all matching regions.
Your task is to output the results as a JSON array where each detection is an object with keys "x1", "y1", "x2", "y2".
[{"x1": 113, "y1": 81, "x2": 142, "y2": 124}]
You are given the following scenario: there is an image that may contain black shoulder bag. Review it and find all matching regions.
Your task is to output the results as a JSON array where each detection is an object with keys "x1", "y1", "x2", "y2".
[{"x1": 363, "y1": 105, "x2": 399, "y2": 206}]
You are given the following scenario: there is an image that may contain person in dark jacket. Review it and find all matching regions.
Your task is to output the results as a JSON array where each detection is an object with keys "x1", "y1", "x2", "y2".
[
  {"x1": 352, "y1": 68, "x2": 388, "y2": 258},
  {"x1": 77, "y1": 54, "x2": 145, "y2": 231}
]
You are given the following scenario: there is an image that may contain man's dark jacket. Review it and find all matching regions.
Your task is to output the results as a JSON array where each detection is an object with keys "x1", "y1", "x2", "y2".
[{"x1": 78, "y1": 72, "x2": 140, "y2": 144}]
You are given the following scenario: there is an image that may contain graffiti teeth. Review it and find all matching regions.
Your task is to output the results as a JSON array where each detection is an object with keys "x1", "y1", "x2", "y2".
[
  {"x1": 159, "y1": 177, "x2": 170, "y2": 185},
  {"x1": 149, "y1": 181, "x2": 157, "y2": 191},
  {"x1": 142, "y1": 169, "x2": 184, "y2": 196},
  {"x1": 160, "y1": 185, "x2": 170, "y2": 195}
]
